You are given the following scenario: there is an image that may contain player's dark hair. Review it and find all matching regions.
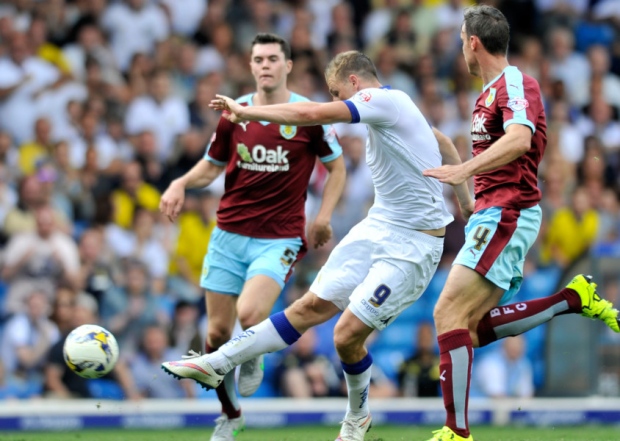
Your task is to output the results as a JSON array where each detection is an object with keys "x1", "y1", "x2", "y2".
[
  {"x1": 251, "y1": 33, "x2": 291, "y2": 60},
  {"x1": 325, "y1": 51, "x2": 378, "y2": 82},
  {"x1": 463, "y1": 5, "x2": 510, "y2": 56}
]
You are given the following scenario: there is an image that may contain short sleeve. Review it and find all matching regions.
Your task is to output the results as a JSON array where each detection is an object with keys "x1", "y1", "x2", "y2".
[
  {"x1": 343, "y1": 89, "x2": 399, "y2": 126},
  {"x1": 315, "y1": 124, "x2": 343, "y2": 163},
  {"x1": 500, "y1": 69, "x2": 539, "y2": 134},
  {"x1": 203, "y1": 116, "x2": 234, "y2": 166}
]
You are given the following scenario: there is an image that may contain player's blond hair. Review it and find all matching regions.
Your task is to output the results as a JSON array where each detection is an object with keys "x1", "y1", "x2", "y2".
[{"x1": 324, "y1": 51, "x2": 378, "y2": 83}]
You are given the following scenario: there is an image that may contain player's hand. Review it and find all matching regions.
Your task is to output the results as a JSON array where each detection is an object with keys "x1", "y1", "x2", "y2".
[
  {"x1": 210, "y1": 94, "x2": 247, "y2": 124},
  {"x1": 423, "y1": 164, "x2": 470, "y2": 186},
  {"x1": 160, "y1": 180, "x2": 185, "y2": 222},
  {"x1": 309, "y1": 217, "x2": 333, "y2": 249}
]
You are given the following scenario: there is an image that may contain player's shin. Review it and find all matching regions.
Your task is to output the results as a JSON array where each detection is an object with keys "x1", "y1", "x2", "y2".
[
  {"x1": 437, "y1": 329, "x2": 473, "y2": 439},
  {"x1": 213, "y1": 311, "x2": 302, "y2": 373},
  {"x1": 475, "y1": 288, "x2": 581, "y2": 347},
  {"x1": 342, "y1": 353, "x2": 373, "y2": 418}
]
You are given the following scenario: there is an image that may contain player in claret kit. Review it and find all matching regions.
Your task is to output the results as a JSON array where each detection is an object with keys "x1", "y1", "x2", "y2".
[
  {"x1": 159, "y1": 33, "x2": 346, "y2": 441},
  {"x1": 422, "y1": 6, "x2": 620, "y2": 441},
  {"x1": 163, "y1": 50, "x2": 474, "y2": 441}
]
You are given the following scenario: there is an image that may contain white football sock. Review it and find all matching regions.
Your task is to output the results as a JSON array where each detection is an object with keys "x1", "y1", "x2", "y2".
[
  {"x1": 343, "y1": 357, "x2": 373, "y2": 418},
  {"x1": 206, "y1": 318, "x2": 290, "y2": 374}
]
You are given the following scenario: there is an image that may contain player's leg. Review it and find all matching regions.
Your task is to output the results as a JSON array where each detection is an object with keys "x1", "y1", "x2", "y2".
[
  {"x1": 431, "y1": 265, "x2": 501, "y2": 441},
  {"x1": 469, "y1": 204, "x2": 619, "y2": 346},
  {"x1": 201, "y1": 228, "x2": 248, "y2": 441},
  {"x1": 235, "y1": 237, "x2": 303, "y2": 396},
  {"x1": 473, "y1": 274, "x2": 619, "y2": 347},
  {"x1": 431, "y1": 206, "x2": 525, "y2": 441},
  {"x1": 205, "y1": 290, "x2": 244, "y2": 438},
  {"x1": 163, "y1": 219, "x2": 373, "y2": 389},
  {"x1": 334, "y1": 227, "x2": 444, "y2": 441},
  {"x1": 333, "y1": 310, "x2": 374, "y2": 441}
]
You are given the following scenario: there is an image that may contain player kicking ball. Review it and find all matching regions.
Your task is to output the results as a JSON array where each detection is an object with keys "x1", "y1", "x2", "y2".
[{"x1": 162, "y1": 50, "x2": 473, "y2": 441}]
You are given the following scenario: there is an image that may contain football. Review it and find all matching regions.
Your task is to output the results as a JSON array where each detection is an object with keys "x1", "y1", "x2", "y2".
[{"x1": 63, "y1": 324, "x2": 119, "y2": 379}]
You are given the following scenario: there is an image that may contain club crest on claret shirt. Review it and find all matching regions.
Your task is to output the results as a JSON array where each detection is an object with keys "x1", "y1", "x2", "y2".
[
  {"x1": 280, "y1": 125, "x2": 297, "y2": 139},
  {"x1": 485, "y1": 87, "x2": 496, "y2": 107}
]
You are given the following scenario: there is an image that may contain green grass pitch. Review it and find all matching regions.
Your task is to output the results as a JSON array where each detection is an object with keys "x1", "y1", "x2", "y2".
[{"x1": 1, "y1": 426, "x2": 619, "y2": 441}]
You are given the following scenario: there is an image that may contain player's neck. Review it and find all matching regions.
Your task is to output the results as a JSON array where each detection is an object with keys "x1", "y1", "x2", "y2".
[
  {"x1": 479, "y1": 56, "x2": 510, "y2": 88},
  {"x1": 254, "y1": 88, "x2": 291, "y2": 106}
]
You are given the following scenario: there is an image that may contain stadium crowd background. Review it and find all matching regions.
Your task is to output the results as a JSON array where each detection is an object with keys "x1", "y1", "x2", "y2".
[{"x1": 0, "y1": 0, "x2": 619, "y2": 401}]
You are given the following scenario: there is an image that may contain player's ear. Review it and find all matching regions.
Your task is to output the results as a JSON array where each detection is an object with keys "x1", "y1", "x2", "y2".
[
  {"x1": 470, "y1": 35, "x2": 479, "y2": 52},
  {"x1": 285, "y1": 59, "x2": 293, "y2": 74},
  {"x1": 348, "y1": 74, "x2": 358, "y2": 90}
]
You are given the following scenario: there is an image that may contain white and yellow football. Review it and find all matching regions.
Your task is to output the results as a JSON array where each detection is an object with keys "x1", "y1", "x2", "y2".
[{"x1": 63, "y1": 324, "x2": 119, "y2": 379}]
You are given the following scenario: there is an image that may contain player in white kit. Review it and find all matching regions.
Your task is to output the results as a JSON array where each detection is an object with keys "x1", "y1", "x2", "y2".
[{"x1": 162, "y1": 51, "x2": 473, "y2": 441}]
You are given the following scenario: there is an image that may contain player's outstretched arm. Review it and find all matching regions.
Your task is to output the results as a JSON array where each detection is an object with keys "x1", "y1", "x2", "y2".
[
  {"x1": 211, "y1": 94, "x2": 353, "y2": 126},
  {"x1": 160, "y1": 159, "x2": 225, "y2": 222},
  {"x1": 431, "y1": 128, "x2": 474, "y2": 220},
  {"x1": 309, "y1": 155, "x2": 346, "y2": 248}
]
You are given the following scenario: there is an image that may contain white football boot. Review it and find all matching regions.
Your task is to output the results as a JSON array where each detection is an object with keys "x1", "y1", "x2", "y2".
[
  {"x1": 161, "y1": 350, "x2": 224, "y2": 390},
  {"x1": 211, "y1": 414, "x2": 245, "y2": 441},
  {"x1": 238, "y1": 355, "x2": 264, "y2": 397},
  {"x1": 335, "y1": 413, "x2": 372, "y2": 441}
]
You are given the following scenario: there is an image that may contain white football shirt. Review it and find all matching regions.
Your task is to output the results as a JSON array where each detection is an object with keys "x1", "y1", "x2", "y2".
[{"x1": 344, "y1": 87, "x2": 453, "y2": 230}]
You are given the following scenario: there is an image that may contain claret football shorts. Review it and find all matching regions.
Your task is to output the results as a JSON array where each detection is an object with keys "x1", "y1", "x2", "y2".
[{"x1": 310, "y1": 217, "x2": 444, "y2": 330}]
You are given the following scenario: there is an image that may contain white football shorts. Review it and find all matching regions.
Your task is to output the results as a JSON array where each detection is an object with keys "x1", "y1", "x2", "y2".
[{"x1": 310, "y1": 217, "x2": 444, "y2": 330}]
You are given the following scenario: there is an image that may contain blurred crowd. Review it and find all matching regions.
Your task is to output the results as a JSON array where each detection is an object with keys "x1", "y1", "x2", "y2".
[{"x1": 0, "y1": 0, "x2": 619, "y2": 401}]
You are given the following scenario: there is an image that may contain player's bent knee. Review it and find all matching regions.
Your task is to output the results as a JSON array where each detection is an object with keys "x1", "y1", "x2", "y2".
[
  {"x1": 237, "y1": 308, "x2": 269, "y2": 330},
  {"x1": 207, "y1": 327, "x2": 233, "y2": 349},
  {"x1": 288, "y1": 292, "x2": 336, "y2": 328}
]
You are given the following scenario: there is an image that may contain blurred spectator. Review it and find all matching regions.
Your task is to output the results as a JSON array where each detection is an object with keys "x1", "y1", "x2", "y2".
[
  {"x1": 100, "y1": 259, "x2": 165, "y2": 355},
  {"x1": 110, "y1": 161, "x2": 160, "y2": 229},
  {"x1": 101, "y1": 0, "x2": 169, "y2": 72},
  {"x1": 471, "y1": 335, "x2": 534, "y2": 398},
  {"x1": 44, "y1": 291, "x2": 141, "y2": 400},
  {"x1": 78, "y1": 228, "x2": 116, "y2": 306},
  {"x1": 168, "y1": 300, "x2": 201, "y2": 354},
  {"x1": 129, "y1": 325, "x2": 195, "y2": 398},
  {"x1": 124, "y1": 69, "x2": 190, "y2": 162},
  {"x1": 540, "y1": 186, "x2": 599, "y2": 267},
  {"x1": 170, "y1": 42, "x2": 199, "y2": 103},
  {"x1": 547, "y1": 26, "x2": 590, "y2": 106},
  {"x1": 62, "y1": 20, "x2": 120, "y2": 84},
  {"x1": 0, "y1": 289, "x2": 59, "y2": 398},
  {"x1": 0, "y1": 162, "x2": 17, "y2": 231},
  {"x1": 2, "y1": 204, "x2": 80, "y2": 314},
  {"x1": 188, "y1": 74, "x2": 223, "y2": 136},
  {"x1": 374, "y1": 45, "x2": 417, "y2": 99},
  {"x1": 361, "y1": 0, "x2": 401, "y2": 49},
  {"x1": 585, "y1": 44, "x2": 620, "y2": 109},
  {"x1": 0, "y1": 32, "x2": 61, "y2": 144},
  {"x1": 275, "y1": 327, "x2": 342, "y2": 398},
  {"x1": 28, "y1": 15, "x2": 71, "y2": 76},
  {"x1": 576, "y1": 96, "x2": 620, "y2": 156},
  {"x1": 158, "y1": 0, "x2": 206, "y2": 38},
  {"x1": 108, "y1": 208, "x2": 169, "y2": 291},
  {"x1": 50, "y1": 287, "x2": 78, "y2": 335},
  {"x1": 595, "y1": 188, "x2": 620, "y2": 245},
  {"x1": 398, "y1": 322, "x2": 441, "y2": 397},
  {"x1": 18, "y1": 117, "x2": 53, "y2": 176},
  {"x1": 548, "y1": 100, "x2": 584, "y2": 164},
  {"x1": 168, "y1": 192, "x2": 217, "y2": 302}
]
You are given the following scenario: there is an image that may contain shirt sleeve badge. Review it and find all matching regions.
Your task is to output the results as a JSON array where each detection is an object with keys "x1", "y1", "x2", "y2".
[
  {"x1": 507, "y1": 97, "x2": 529, "y2": 112},
  {"x1": 280, "y1": 125, "x2": 297, "y2": 139}
]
